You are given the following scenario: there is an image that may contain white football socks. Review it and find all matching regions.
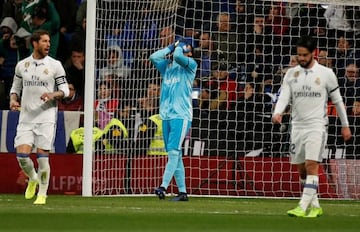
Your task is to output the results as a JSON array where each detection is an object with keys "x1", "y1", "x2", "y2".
[
  {"x1": 16, "y1": 155, "x2": 38, "y2": 180},
  {"x1": 37, "y1": 156, "x2": 50, "y2": 196},
  {"x1": 299, "y1": 175, "x2": 319, "y2": 211}
]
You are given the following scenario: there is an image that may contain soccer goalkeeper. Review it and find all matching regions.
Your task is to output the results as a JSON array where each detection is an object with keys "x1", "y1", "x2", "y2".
[
  {"x1": 272, "y1": 35, "x2": 352, "y2": 217},
  {"x1": 149, "y1": 39, "x2": 197, "y2": 201}
]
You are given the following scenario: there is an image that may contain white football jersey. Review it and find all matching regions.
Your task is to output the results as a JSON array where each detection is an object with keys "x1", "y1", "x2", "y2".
[
  {"x1": 10, "y1": 55, "x2": 69, "y2": 123},
  {"x1": 274, "y1": 61, "x2": 343, "y2": 128}
]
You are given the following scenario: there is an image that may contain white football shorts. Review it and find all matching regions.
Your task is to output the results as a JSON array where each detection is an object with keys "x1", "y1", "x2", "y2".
[
  {"x1": 290, "y1": 126, "x2": 327, "y2": 164},
  {"x1": 14, "y1": 122, "x2": 56, "y2": 151}
]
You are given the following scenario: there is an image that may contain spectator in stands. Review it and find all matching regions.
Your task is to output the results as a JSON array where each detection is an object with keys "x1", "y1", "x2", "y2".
[
  {"x1": 324, "y1": 5, "x2": 360, "y2": 37},
  {"x1": 75, "y1": 0, "x2": 86, "y2": 28},
  {"x1": 67, "y1": 118, "x2": 128, "y2": 154},
  {"x1": 245, "y1": 13, "x2": 272, "y2": 56},
  {"x1": 289, "y1": 4, "x2": 326, "y2": 47},
  {"x1": 211, "y1": 0, "x2": 236, "y2": 14},
  {"x1": 1, "y1": 0, "x2": 23, "y2": 26},
  {"x1": 159, "y1": 26, "x2": 175, "y2": 47},
  {"x1": 265, "y1": 2, "x2": 290, "y2": 36},
  {"x1": 317, "y1": 49, "x2": 333, "y2": 68},
  {"x1": 0, "y1": 17, "x2": 17, "y2": 41},
  {"x1": 13, "y1": 27, "x2": 31, "y2": 56},
  {"x1": 244, "y1": 44, "x2": 273, "y2": 85},
  {"x1": 94, "y1": 81, "x2": 119, "y2": 130},
  {"x1": 136, "y1": 113, "x2": 167, "y2": 156},
  {"x1": 136, "y1": 83, "x2": 163, "y2": 155},
  {"x1": 206, "y1": 63, "x2": 238, "y2": 111},
  {"x1": 131, "y1": 49, "x2": 160, "y2": 101},
  {"x1": 338, "y1": 63, "x2": 360, "y2": 115},
  {"x1": 193, "y1": 31, "x2": 212, "y2": 78},
  {"x1": 273, "y1": 54, "x2": 298, "y2": 92},
  {"x1": 332, "y1": 35, "x2": 360, "y2": 77},
  {"x1": 20, "y1": 0, "x2": 61, "y2": 58},
  {"x1": 70, "y1": 17, "x2": 86, "y2": 54},
  {"x1": 197, "y1": 86, "x2": 212, "y2": 119},
  {"x1": 211, "y1": 12, "x2": 241, "y2": 70},
  {"x1": 99, "y1": 45, "x2": 130, "y2": 81},
  {"x1": 64, "y1": 48, "x2": 85, "y2": 97},
  {"x1": 0, "y1": 17, "x2": 17, "y2": 109},
  {"x1": 352, "y1": 98, "x2": 360, "y2": 116},
  {"x1": 264, "y1": 2, "x2": 290, "y2": 56},
  {"x1": 236, "y1": 82, "x2": 272, "y2": 152},
  {"x1": 58, "y1": 81, "x2": 84, "y2": 111},
  {"x1": 197, "y1": 63, "x2": 239, "y2": 156},
  {"x1": 99, "y1": 45, "x2": 131, "y2": 100},
  {"x1": 234, "y1": 0, "x2": 255, "y2": 34},
  {"x1": 53, "y1": 0, "x2": 78, "y2": 63},
  {"x1": 101, "y1": 70, "x2": 122, "y2": 100},
  {"x1": 345, "y1": 97, "x2": 360, "y2": 159},
  {"x1": 137, "y1": 82, "x2": 160, "y2": 119},
  {"x1": 137, "y1": 4, "x2": 159, "y2": 49},
  {"x1": 105, "y1": 19, "x2": 136, "y2": 67}
]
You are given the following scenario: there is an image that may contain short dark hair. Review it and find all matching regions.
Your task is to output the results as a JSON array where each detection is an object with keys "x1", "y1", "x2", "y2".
[
  {"x1": 296, "y1": 35, "x2": 317, "y2": 53},
  {"x1": 30, "y1": 29, "x2": 50, "y2": 44}
]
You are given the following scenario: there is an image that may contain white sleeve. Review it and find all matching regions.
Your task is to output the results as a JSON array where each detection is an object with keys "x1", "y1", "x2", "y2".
[
  {"x1": 273, "y1": 75, "x2": 291, "y2": 115},
  {"x1": 330, "y1": 87, "x2": 349, "y2": 127},
  {"x1": 10, "y1": 64, "x2": 23, "y2": 97},
  {"x1": 334, "y1": 100, "x2": 349, "y2": 127},
  {"x1": 327, "y1": 70, "x2": 342, "y2": 104},
  {"x1": 327, "y1": 69, "x2": 349, "y2": 127},
  {"x1": 55, "y1": 61, "x2": 70, "y2": 98}
]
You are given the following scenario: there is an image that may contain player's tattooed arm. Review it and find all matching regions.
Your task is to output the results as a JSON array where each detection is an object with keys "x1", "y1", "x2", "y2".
[{"x1": 40, "y1": 90, "x2": 65, "y2": 102}]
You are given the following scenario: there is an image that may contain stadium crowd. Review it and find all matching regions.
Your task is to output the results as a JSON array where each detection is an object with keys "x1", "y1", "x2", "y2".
[{"x1": 0, "y1": 0, "x2": 359, "y2": 158}]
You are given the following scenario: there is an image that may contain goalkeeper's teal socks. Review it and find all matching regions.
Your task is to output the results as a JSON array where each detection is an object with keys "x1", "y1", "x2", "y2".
[
  {"x1": 174, "y1": 154, "x2": 186, "y2": 193},
  {"x1": 161, "y1": 150, "x2": 180, "y2": 189}
]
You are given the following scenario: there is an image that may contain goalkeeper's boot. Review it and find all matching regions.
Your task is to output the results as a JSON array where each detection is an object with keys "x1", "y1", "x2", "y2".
[
  {"x1": 305, "y1": 207, "x2": 323, "y2": 218},
  {"x1": 170, "y1": 192, "x2": 189, "y2": 202},
  {"x1": 25, "y1": 179, "x2": 38, "y2": 200},
  {"x1": 154, "y1": 187, "x2": 166, "y2": 200},
  {"x1": 287, "y1": 205, "x2": 306, "y2": 217},
  {"x1": 33, "y1": 195, "x2": 47, "y2": 205}
]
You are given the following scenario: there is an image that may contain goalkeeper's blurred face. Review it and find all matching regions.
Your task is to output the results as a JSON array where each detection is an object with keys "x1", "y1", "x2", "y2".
[
  {"x1": 183, "y1": 45, "x2": 193, "y2": 57},
  {"x1": 296, "y1": 47, "x2": 314, "y2": 69}
]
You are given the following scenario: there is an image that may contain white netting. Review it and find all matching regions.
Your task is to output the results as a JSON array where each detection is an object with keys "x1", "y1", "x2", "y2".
[{"x1": 88, "y1": 0, "x2": 360, "y2": 199}]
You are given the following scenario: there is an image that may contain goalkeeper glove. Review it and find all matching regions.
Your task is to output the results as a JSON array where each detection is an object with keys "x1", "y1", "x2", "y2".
[
  {"x1": 176, "y1": 40, "x2": 192, "y2": 53},
  {"x1": 167, "y1": 42, "x2": 176, "y2": 52}
]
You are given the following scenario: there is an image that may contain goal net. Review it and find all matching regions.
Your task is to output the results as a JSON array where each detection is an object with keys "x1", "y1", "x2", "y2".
[{"x1": 84, "y1": 0, "x2": 360, "y2": 199}]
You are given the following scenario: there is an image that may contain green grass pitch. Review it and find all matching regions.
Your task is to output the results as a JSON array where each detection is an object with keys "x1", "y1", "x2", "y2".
[{"x1": 0, "y1": 194, "x2": 359, "y2": 232}]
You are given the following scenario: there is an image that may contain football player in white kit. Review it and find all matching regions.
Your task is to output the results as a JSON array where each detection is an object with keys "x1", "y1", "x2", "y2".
[
  {"x1": 272, "y1": 35, "x2": 352, "y2": 218},
  {"x1": 9, "y1": 29, "x2": 69, "y2": 205}
]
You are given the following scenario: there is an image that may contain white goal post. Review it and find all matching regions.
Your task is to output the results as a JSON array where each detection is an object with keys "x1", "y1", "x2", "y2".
[{"x1": 83, "y1": 0, "x2": 360, "y2": 199}]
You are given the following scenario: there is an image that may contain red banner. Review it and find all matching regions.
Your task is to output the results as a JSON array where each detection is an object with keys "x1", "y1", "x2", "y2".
[
  {"x1": 0, "y1": 154, "x2": 82, "y2": 195},
  {"x1": 1, "y1": 153, "x2": 357, "y2": 199}
]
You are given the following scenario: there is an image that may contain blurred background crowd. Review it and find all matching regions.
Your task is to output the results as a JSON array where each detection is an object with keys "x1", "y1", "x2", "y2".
[{"x1": 0, "y1": 0, "x2": 359, "y2": 158}]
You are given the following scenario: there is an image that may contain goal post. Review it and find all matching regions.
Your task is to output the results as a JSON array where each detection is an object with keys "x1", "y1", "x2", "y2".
[
  {"x1": 82, "y1": 0, "x2": 97, "y2": 197},
  {"x1": 83, "y1": 0, "x2": 360, "y2": 199}
]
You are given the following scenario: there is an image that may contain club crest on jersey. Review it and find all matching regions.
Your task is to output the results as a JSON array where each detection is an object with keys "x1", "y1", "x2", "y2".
[
  {"x1": 315, "y1": 77, "x2": 321, "y2": 85},
  {"x1": 293, "y1": 71, "x2": 299, "y2": 83},
  {"x1": 294, "y1": 71, "x2": 299, "y2": 78},
  {"x1": 25, "y1": 62, "x2": 30, "y2": 68},
  {"x1": 44, "y1": 69, "x2": 49, "y2": 75}
]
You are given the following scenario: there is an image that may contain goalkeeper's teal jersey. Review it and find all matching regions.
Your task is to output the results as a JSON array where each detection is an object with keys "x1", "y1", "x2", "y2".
[{"x1": 150, "y1": 46, "x2": 197, "y2": 121}]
